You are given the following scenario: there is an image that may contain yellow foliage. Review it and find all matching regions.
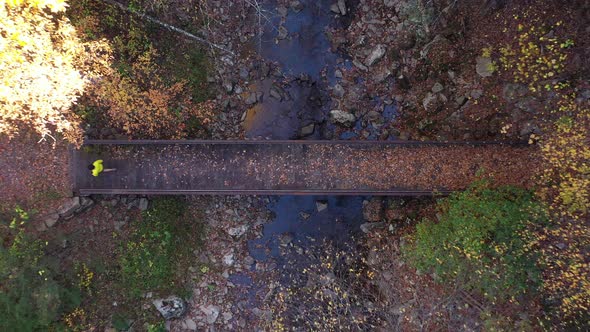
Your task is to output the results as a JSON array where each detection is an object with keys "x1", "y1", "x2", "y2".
[
  {"x1": 535, "y1": 100, "x2": 590, "y2": 325},
  {"x1": 0, "y1": 0, "x2": 103, "y2": 145},
  {"x1": 499, "y1": 21, "x2": 570, "y2": 93},
  {"x1": 2, "y1": 0, "x2": 67, "y2": 12}
]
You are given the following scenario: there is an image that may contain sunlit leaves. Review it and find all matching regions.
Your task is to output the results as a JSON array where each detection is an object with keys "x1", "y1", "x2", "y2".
[{"x1": 0, "y1": 0, "x2": 84, "y2": 143}]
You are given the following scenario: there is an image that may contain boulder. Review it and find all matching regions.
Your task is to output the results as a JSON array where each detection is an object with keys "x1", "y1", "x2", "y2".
[
  {"x1": 277, "y1": 26, "x2": 288, "y2": 40},
  {"x1": 332, "y1": 84, "x2": 345, "y2": 98},
  {"x1": 476, "y1": 56, "x2": 495, "y2": 77},
  {"x1": 316, "y1": 200, "x2": 328, "y2": 212},
  {"x1": 245, "y1": 93, "x2": 258, "y2": 105},
  {"x1": 227, "y1": 225, "x2": 249, "y2": 238},
  {"x1": 200, "y1": 305, "x2": 220, "y2": 324},
  {"x1": 329, "y1": 110, "x2": 356, "y2": 127},
  {"x1": 300, "y1": 123, "x2": 315, "y2": 137},
  {"x1": 138, "y1": 198, "x2": 149, "y2": 211},
  {"x1": 365, "y1": 44, "x2": 386, "y2": 67},
  {"x1": 153, "y1": 296, "x2": 187, "y2": 320},
  {"x1": 337, "y1": 0, "x2": 347, "y2": 15},
  {"x1": 57, "y1": 197, "x2": 81, "y2": 219},
  {"x1": 432, "y1": 82, "x2": 444, "y2": 93},
  {"x1": 43, "y1": 212, "x2": 60, "y2": 228},
  {"x1": 360, "y1": 222, "x2": 386, "y2": 234},
  {"x1": 78, "y1": 197, "x2": 94, "y2": 213},
  {"x1": 181, "y1": 318, "x2": 197, "y2": 331},
  {"x1": 290, "y1": 1, "x2": 304, "y2": 12},
  {"x1": 223, "y1": 253, "x2": 235, "y2": 266}
]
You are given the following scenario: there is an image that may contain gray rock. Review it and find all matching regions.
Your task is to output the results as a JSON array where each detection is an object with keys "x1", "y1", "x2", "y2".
[
  {"x1": 316, "y1": 200, "x2": 328, "y2": 212},
  {"x1": 153, "y1": 296, "x2": 187, "y2": 320},
  {"x1": 455, "y1": 96, "x2": 468, "y2": 107},
  {"x1": 223, "y1": 81, "x2": 233, "y2": 94},
  {"x1": 78, "y1": 197, "x2": 94, "y2": 213},
  {"x1": 244, "y1": 256, "x2": 255, "y2": 267},
  {"x1": 227, "y1": 225, "x2": 249, "y2": 238},
  {"x1": 223, "y1": 253, "x2": 235, "y2": 266},
  {"x1": 43, "y1": 212, "x2": 60, "y2": 228},
  {"x1": 470, "y1": 89, "x2": 483, "y2": 99},
  {"x1": 260, "y1": 63, "x2": 270, "y2": 77},
  {"x1": 365, "y1": 44, "x2": 386, "y2": 67},
  {"x1": 181, "y1": 318, "x2": 197, "y2": 331},
  {"x1": 360, "y1": 222, "x2": 386, "y2": 233},
  {"x1": 277, "y1": 6, "x2": 288, "y2": 17},
  {"x1": 270, "y1": 87, "x2": 283, "y2": 101},
  {"x1": 114, "y1": 219, "x2": 126, "y2": 231},
  {"x1": 245, "y1": 93, "x2": 258, "y2": 105},
  {"x1": 330, "y1": 3, "x2": 340, "y2": 14},
  {"x1": 300, "y1": 123, "x2": 315, "y2": 137},
  {"x1": 422, "y1": 92, "x2": 437, "y2": 111},
  {"x1": 332, "y1": 84, "x2": 345, "y2": 98},
  {"x1": 383, "y1": 0, "x2": 397, "y2": 7},
  {"x1": 138, "y1": 198, "x2": 149, "y2": 211},
  {"x1": 57, "y1": 197, "x2": 81, "y2": 219},
  {"x1": 432, "y1": 82, "x2": 444, "y2": 93},
  {"x1": 279, "y1": 233, "x2": 294, "y2": 246},
  {"x1": 239, "y1": 67, "x2": 250, "y2": 80},
  {"x1": 352, "y1": 59, "x2": 368, "y2": 71},
  {"x1": 476, "y1": 56, "x2": 495, "y2": 77},
  {"x1": 329, "y1": 110, "x2": 356, "y2": 127},
  {"x1": 373, "y1": 68, "x2": 392, "y2": 83},
  {"x1": 290, "y1": 1, "x2": 303, "y2": 12},
  {"x1": 367, "y1": 111, "x2": 384, "y2": 126},
  {"x1": 337, "y1": 0, "x2": 347, "y2": 15},
  {"x1": 277, "y1": 26, "x2": 288, "y2": 40},
  {"x1": 200, "y1": 305, "x2": 220, "y2": 324}
]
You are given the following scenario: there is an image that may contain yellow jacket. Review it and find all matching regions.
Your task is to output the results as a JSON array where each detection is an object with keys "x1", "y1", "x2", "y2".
[{"x1": 92, "y1": 160, "x2": 104, "y2": 177}]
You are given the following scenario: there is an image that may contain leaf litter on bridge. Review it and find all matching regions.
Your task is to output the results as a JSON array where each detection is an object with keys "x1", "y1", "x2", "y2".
[{"x1": 78, "y1": 143, "x2": 540, "y2": 193}]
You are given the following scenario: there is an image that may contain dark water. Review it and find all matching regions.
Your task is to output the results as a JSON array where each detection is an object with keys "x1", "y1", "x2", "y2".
[
  {"x1": 259, "y1": 0, "x2": 341, "y2": 80},
  {"x1": 243, "y1": 0, "x2": 354, "y2": 140},
  {"x1": 248, "y1": 196, "x2": 366, "y2": 261}
]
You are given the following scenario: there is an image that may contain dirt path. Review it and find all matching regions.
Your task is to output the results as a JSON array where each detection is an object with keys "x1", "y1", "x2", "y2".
[{"x1": 0, "y1": 134, "x2": 71, "y2": 213}]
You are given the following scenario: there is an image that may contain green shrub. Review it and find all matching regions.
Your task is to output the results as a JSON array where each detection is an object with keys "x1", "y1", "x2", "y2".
[
  {"x1": 404, "y1": 180, "x2": 546, "y2": 303},
  {"x1": 119, "y1": 198, "x2": 190, "y2": 297},
  {"x1": 0, "y1": 208, "x2": 80, "y2": 331}
]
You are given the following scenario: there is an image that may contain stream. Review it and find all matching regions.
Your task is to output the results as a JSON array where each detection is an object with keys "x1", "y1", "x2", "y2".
[{"x1": 231, "y1": 0, "x2": 370, "y2": 321}]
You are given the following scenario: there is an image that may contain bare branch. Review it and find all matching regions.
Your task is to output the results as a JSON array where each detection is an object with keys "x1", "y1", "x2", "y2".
[{"x1": 99, "y1": 0, "x2": 235, "y2": 56}]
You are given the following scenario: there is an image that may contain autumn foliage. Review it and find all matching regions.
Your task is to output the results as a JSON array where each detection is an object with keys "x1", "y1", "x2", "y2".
[
  {"x1": 535, "y1": 105, "x2": 590, "y2": 326},
  {"x1": 0, "y1": 0, "x2": 87, "y2": 144},
  {"x1": 91, "y1": 47, "x2": 215, "y2": 139}
]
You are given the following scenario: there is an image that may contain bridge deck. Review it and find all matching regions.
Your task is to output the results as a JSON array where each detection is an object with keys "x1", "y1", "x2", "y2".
[{"x1": 73, "y1": 140, "x2": 539, "y2": 195}]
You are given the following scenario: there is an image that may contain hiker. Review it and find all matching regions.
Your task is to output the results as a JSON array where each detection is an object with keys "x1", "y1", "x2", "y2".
[{"x1": 88, "y1": 159, "x2": 116, "y2": 177}]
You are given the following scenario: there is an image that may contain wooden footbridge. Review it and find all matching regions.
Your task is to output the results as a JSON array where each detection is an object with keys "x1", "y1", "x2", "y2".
[{"x1": 72, "y1": 140, "x2": 539, "y2": 196}]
